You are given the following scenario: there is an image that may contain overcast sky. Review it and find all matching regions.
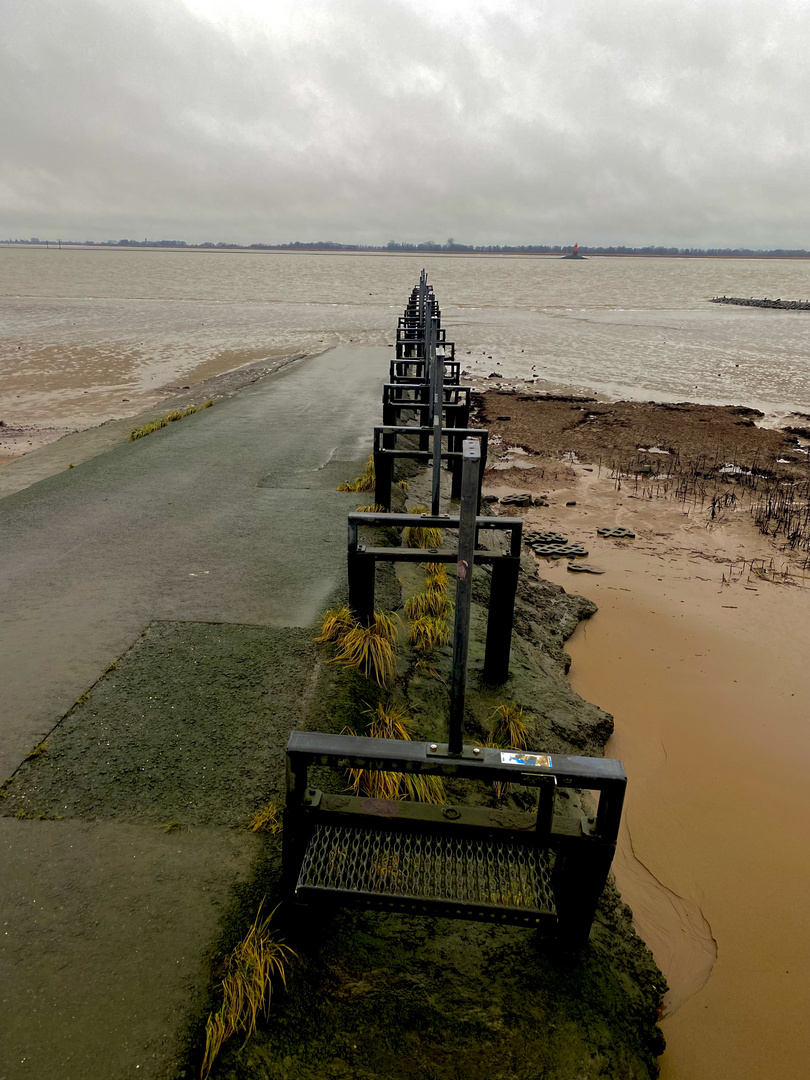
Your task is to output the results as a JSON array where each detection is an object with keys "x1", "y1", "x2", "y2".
[{"x1": 2, "y1": 0, "x2": 809, "y2": 248}]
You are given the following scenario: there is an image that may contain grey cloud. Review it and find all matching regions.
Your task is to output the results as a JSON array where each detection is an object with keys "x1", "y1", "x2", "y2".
[{"x1": 1, "y1": 0, "x2": 810, "y2": 246}]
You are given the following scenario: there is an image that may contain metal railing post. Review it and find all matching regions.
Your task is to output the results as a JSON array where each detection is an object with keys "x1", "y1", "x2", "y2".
[{"x1": 448, "y1": 439, "x2": 480, "y2": 754}]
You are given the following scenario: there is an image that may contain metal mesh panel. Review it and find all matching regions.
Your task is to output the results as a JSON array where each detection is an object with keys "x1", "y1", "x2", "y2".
[{"x1": 296, "y1": 822, "x2": 556, "y2": 923}]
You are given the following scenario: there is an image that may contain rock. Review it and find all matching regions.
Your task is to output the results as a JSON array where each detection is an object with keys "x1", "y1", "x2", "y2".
[
  {"x1": 565, "y1": 501, "x2": 577, "y2": 506},
  {"x1": 488, "y1": 372, "x2": 500, "y2": 378},
  {"x1": 482, "y1": 493, "x2": 499, "y2": 503},
  {"x1": 567, "y1": 563, "x2": 606, "y2": 574}
]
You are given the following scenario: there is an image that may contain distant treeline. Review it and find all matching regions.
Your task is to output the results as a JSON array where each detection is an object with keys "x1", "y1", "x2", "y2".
[{"x1": 5, "y1": 237, "x2": 810, "y2": 258}]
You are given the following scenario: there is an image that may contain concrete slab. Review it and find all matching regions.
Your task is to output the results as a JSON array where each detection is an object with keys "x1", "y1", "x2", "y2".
[
  {"x1": 0, "y1": 819, "x2": 258, "y2": 1080},
  {"x1": 0, "y1": 346, "x2": 386, "y2": 779}
]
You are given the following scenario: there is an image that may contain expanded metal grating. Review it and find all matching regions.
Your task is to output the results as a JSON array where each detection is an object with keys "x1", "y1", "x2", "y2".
[{"x1": 296, "y1": 821, "x2": 556, "y2": 926}]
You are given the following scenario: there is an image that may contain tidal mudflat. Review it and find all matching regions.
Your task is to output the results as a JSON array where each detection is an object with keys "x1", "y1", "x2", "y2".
[{"x1": 478, "y1": 389, "x2": 810, "y2": 1079}]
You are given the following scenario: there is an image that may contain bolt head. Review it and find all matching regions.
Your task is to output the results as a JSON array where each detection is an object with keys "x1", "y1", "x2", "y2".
[
  {"x1": 472, "y1": 747, "x2": 481, "y2": 755},
  {"x1": 429, "y1": 743, "x2": 438, "y2": 752}
]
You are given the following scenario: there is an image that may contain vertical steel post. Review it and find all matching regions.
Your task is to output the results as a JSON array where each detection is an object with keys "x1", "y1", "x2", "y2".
[
  {"x1": 483, "y1": 557, "x2": 520, "y2": 682},
  {"x1": 428, "y1": 315, "x2": 443, "y2": 516},
  {"x1": 347, "y1": 549, "x2": 375, "y2": 624},
  {"x1": 448, "y1": 439, "x2": 480, "y2": 755}
]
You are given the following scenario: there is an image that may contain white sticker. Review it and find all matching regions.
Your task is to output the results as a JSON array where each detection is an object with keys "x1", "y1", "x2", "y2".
[{"x1": 500, "y1": 752, "x2": 553, "y2": 768}]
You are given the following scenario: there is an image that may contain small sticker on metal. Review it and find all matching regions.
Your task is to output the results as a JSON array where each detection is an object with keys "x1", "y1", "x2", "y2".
[{"x1": 500, "y1": 752, "x2": 553, "y2": 768}]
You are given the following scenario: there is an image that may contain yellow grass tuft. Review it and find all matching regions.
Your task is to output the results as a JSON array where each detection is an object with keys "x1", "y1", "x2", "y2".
[
  {"x1": 423, "y1": 565, "x2": 448, "y2": 591},
  {"x1": 372, "y1": 610, "x2": 400, "y2": 642},
  {"x1": 24, "y1": 742, "x2": 47, "y2": 762},
  {"x1": 365, "y1": 700, "x2": 412, "y2": 741},
  {"x1": 405, "y1": 525, "x2": 444, "y2": 548},
  {"x1": 404, "y1": 588, "x2": 452, "y2": 621},
  {"x1": 200, "y1": 902, "x2": 295, "y2": 1079},
  {"x1": 343, "y1": 708, "x2": 443, "y2": 803},
  {"x1": 316, "y1": 608, "x2": 400, "y2": 686},
  {"x1": 488, "y1": 702, "x2": 530, "y2": 750},
  {"x1": 355, "y1": 503, "x2": 387, "y2": 513},
  {"x1": 347, "y1": 765, "x2": 404, "y2": 801},
  {"x1": 396, "y1": 479, "x2": 410, "y2": 492},
  {"x1": 245, "y1": 801, "x2": 282, "y2": 835},
  {"x1": 332, "y1": 625, "x2": 397, "y2": 685},
  {"x1": 336, "y1": 454, "x2": 376, "y2": 492},
  {"x1": 314, "y1": 607, "x2": 356, "y2": 644},
  {"x1": 129, "y1": 403, "x2": 211, "y2": 441},
  {"x1": 400, "y1": 773, "x2": 446, "y2": 803},
  {"x1": 408, "y1": 615, "x2": 451, "y2": 655}
]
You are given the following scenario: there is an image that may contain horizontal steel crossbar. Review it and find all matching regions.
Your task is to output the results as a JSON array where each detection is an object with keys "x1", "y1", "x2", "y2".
[
  {"x1": 347, "y1": 511, "x2": 522, "y2": 558},
  {"x1": 373, "y1": 425, "x2": 483, "y2": 450},
  {"x1": 287, "y1": 732, "x2": 626, "y2": 790}
]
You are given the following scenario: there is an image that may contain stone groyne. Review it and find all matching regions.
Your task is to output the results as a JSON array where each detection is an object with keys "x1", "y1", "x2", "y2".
[{"x1": 710, "y1": 295, "x2": 810, "y2": 310}]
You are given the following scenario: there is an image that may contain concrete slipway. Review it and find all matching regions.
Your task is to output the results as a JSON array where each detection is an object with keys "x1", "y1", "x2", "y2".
[{"x1": 0, "y1": 347, "x2": 387, "y2": 1079}]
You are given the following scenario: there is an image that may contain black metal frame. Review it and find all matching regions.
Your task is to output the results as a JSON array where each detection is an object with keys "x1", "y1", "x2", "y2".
[
  {"x1": 373, "y1": 425, "x2": 488, "y2": 508},
  {"x1": 347, "y1": 510, "x2": 521, "y2": 682},
  {"x1": 381, "y1": 383, "x2": 470, "y2": 421},
  {"x1": 283, "y1": 732, "x2": 626, "y2": 942},
  {"x1": 281, "y1": 270, "x2": 628, "y2": 946},
  {"x1": 390, "y1": 358, "x2": 459, "y2": 382}
]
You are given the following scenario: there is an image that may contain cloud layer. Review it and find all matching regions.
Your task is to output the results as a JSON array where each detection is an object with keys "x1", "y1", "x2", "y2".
[{"x1": 2, "y1": 0, "x2": 810, "y2": 246}]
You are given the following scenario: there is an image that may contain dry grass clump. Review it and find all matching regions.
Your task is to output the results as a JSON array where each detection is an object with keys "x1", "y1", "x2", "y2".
[
  {"x1": 423, "y1": 564, "x2": 448, "y2": 590},
  {"x1": 333, "y1": 625, "x2": 398, "y2": 685},
  {"x1": 347, "y1": 764, "x2": 404, "y2": 801},
  {"x1": 245, "y1": 801, "x2": 282, "y2": 835},
  {"x1": 404, "y1": 588, "x2": 452, "y2": 621},
  {"x1": 396, "y1": 479, "x2": 410, "y2": 492},
  {"x1": 403, "y1": 505, "x2": 443, "y2": 549},
  {"x1": 129, "y1": 402, "x2": 212, "y2": 441},
  {"x1": 344, "y1": 702, "x2": 445, "y2": 804},
  {"x1": 314, "y1": 606, "x2": 356, "y2": 645},
  {"x1": 405, "y1": 524, "x2": 444, "y2": 548},
  {"x1": 200, "y1": 902, "x2": 295, "y2": 1079},
  {"x1": 408, "y1": 615, "x2": 451, "y2": 655},
  {"x1": 315, "y1": 608, "x2": 400, "y2": 686},
  {"x1": 403, "y1": 556, "x2": 453, "y2": 669},
  {"x1": 355, "y1": 503, "x2": 387, "y2": 513},
  {"x1": 365, "y1": 700, "x2": 412, "y2": 741},
  {"x1": 488, "y1": 702, "x2": 530, "y2": 750},
  {"x1": 400, "y1": 773, "x2": 446, "y2": 802},
  {"x1": 337, "y1": 454, "x2": 376, "y2": 492}
]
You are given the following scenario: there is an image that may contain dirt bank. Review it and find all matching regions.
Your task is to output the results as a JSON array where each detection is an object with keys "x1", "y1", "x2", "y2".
[{"x1": 476, "y1": 389, "x2": 810, "y2": 477}]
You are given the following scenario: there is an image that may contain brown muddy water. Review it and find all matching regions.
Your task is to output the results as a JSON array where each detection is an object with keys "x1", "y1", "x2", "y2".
[
  {"x1": 529, "y1": 469, "x2": 810, "y2": 1080},
  {"x1": 3, "y1": 246, "x2": 810, "y2": 451}
]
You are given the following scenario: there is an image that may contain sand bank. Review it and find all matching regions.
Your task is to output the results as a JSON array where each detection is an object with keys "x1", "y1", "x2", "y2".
[
  {"x1": 479, "y1": 393, "x2": 810, "y2": 1079},
  {"x1": 0, "y1": 351, "x2": 314, "y2": 499},
  {"x1": 0, "y1": 345, "x2": 316, "y2": 464}
]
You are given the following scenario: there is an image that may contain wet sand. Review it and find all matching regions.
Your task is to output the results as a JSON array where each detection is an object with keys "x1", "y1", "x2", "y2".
[
  {"x1": 0, "y1": 344, "x2": 310, "y2": 463},
  {"x1": 479, "y1": 398, "x2": 810, "y2": 1078}
]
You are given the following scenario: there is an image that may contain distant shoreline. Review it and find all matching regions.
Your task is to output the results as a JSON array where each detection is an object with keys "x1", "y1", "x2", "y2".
[{"x1": 3, "y1": 242, "x2": 810, "y2": 261}]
